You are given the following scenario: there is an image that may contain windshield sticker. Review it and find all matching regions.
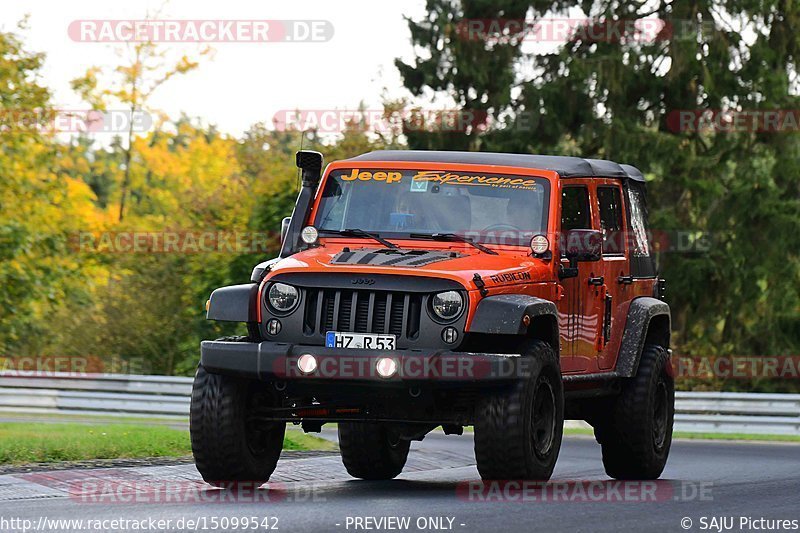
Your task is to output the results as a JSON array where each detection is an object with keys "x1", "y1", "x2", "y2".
[
  {"x1": 411, "y1": 170, "x2": 541, "y2": 190},
  {"x1": 410, "y1": 179, "x2": 428, "y2": 192},
  {"x1": 340, "y1": 169, "x2": 403, "y2": 183},
  {"x1": 337, "y1": 169, "x2": 542, "y2": 190}
]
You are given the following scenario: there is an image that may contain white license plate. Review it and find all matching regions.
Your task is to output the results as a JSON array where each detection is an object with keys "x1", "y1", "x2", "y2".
[{"x1": 325, "y1": 332, "x2": 396, "y2": 350}]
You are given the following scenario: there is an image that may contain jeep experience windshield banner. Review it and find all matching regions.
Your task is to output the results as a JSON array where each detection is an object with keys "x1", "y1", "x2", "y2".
[{"x1": 315, "y1": 168, "x2": 551, "y2": 246}]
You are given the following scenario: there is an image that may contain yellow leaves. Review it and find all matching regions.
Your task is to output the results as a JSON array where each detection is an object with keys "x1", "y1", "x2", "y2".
[
  {"x1": 117, "y1": 123, "x2": 247, "y2": 228},
  {"x1": 173, "y1": 55, "x2": 199, "y2": 74},
  {"x1": 62, "y1": 177, "x2": 103, "y2": 229},
  {"x1": 72, "y1": 39, "x2": 203, "y2": 112},
  {"x1": 70, "y1": 67, "x2": 109, "y2": 110}
]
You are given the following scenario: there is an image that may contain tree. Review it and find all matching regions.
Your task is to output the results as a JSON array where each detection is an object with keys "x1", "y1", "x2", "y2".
[
  {"x1": 70, "y1": 20, "x2": 207, "y2": 221},
  {"x1": 0, "y1": 24, "x2": 104, "y2": 355},
  {"x1": 399, "y1": 1, "x2": 800, "y2": 387},
  {"x1": 396, "y1": 0, "x2": 537, "y2": 150}
]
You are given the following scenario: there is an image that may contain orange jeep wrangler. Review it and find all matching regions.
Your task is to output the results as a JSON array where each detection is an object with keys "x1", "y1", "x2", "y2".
[{"x1": 191, "y1": 150, "x2": 672, "y2": 484}]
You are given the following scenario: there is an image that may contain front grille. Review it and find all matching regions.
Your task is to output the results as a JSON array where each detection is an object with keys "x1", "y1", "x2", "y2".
[{"x1": 303, "y1": 289, "x2": 422, "y2": 340}]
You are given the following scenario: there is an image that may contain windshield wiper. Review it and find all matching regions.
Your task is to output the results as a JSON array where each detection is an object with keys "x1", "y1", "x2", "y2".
[
  {"x1": 409, "y1": 232, "x2": 498, "y2": 255},
  {"x1": 319, "y1": 228, "x2": 398, "y2": 249}
]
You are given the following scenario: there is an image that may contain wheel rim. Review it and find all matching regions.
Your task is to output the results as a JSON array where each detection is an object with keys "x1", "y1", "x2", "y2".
[
  {"x1": 653, "y1": 379, "x2": 669, "y2": 450},
  {"x1": 531, "y1": 378, "x2": 557, "y2": 458}
]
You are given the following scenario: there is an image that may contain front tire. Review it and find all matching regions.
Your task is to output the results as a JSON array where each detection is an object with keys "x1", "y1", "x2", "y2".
[
  {"x1": 190, "y1": 365, "x2": 285, "y2": 487},
  {"x1": 597, "y1": 344, "x2": 674, "y2": 480},
  {"x1": 473, "y1": 339, "x2": 564, "y2": 480},
  {"x1": 338, "y1": 423, "x2": 410, "y2": 480}
]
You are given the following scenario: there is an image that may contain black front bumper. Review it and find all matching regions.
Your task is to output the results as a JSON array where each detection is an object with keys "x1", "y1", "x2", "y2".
[{"x1": 200, "y1": 339, "x2": 525, "y2": 386}]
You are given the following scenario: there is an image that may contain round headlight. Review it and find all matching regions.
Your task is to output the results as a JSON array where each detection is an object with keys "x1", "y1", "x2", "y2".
[
  {"x1": 431, "y1": 291, "x2": 464, "y2": 321},
  {"x1": 267, "y1": 283, "x2": 299, "y2": 313}
]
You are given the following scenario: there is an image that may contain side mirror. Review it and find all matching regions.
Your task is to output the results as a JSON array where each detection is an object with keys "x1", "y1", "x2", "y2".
[
  {"x1": 280, "y1": 216, "x2": 292, "y2": 245},
  {"x1": 564, "y1": 229, "x2": 602, "y2": 262}
]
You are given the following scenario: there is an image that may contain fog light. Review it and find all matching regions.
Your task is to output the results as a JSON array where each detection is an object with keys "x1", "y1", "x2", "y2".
[
  {"x1": 376, "y1": 357, "x2": 398, "y2": 378},
  {"x1": 266, "y1": 319, "x2": 282, "y2": 335},
  {"x1": 442, "y1": 327, "x2": 459, "y2": 344},
  {"x1": 301, "y1": 225, "x2": 319, "y2": 244},
  {"x1": 297, "y1": 354, "x2": 317, "y2": 374},
  {"x1": 530, "y1": 234, "x2": 550, "y2": 255}
]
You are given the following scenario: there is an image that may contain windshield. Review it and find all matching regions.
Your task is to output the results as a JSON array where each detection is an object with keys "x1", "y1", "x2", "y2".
[{"x1": 314, "y1": 168, "x2": 550, "y2": 246}]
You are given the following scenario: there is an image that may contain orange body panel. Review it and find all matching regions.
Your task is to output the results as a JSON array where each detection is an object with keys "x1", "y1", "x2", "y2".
[{"x1": 261, "y1": 159, "x2": 653, "y2": 377}]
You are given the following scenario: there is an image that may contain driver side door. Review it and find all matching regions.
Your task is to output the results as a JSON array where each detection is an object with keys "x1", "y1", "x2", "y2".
[{"x1": 557, "y1": 182, "x2": 604, "y2": 373}]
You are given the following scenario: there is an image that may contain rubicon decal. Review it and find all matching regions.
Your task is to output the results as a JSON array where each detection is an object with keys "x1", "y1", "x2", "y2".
[{"x1": 489, "y1": 271, "x2": 533, "y2": 284}]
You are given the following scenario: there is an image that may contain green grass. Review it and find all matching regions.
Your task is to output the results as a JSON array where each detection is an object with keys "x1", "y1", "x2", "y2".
[
  {"x1": 283, "y1": 430, "x2": 338, "y2": 451},
  {"x1": 0, "y1": 412, "x2": 187, "y2": 426},
  {"x1": 0, "y1": 423, "x2": 335, "y2": 465},
  {"x1": 671, "y1": 431, "x2": 800, "y2": 442},
  {"x1": 562, "y1": 426, "x2": 800, "y2": 443}
]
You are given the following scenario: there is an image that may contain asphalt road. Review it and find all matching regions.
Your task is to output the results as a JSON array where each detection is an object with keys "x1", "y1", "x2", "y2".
[{"x1": 0, "y1": 431, "x2": 798, "y2": 533}]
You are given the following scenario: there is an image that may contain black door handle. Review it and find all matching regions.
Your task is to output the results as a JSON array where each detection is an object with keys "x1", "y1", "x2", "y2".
[
  {"x1": 588, "y1": 276, "x2": 604, "y2": 286},
  {"x1": 617, "y1": 275, "x2": 634, "y2": 285}
]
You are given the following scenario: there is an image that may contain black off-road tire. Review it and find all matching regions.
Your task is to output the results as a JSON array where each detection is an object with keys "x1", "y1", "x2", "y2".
[
  {"x1": 338, "y1": 423, "x2": 411, "y2": 480},
  {"x1": 190, "y1": 363, "x2": 285, "y2": 487},
  {"x1": 597, "y1": 344, "x2": 674, "y2": 480},
  {"x1": 474, "y1": 339, "x2": 564, "y2": 481}
]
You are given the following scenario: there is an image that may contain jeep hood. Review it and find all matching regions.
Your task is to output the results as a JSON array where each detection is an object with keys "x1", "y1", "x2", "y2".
[{"x1": 265, "y1": 244, "x2": 554, "y2": 290}]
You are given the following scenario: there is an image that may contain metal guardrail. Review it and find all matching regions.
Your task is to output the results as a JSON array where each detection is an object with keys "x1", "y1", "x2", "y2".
[
  {"x1": 0, "y1": 373, "x2": 798, "y2": 435},
  {"x1": 674, "y1": 391, "x2": 800, "y2": 435},
  {"x1": 0, "y1": 373, "x2": 192, "y2": 419}
]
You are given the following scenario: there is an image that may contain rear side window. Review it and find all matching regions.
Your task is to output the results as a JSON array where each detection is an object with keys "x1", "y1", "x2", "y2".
[
  {"x1": 597, "y1": 186, "x2": 624, "y2": 254},
  {"x1": 625, "y1": 180, "x2": 656, "y2": 278},
  {"x1": 561, "y1": 187, "x2": 591, "y2": 231},
  {"x1": 627, "y1": 186, "x2": 650, "y2": 257}
]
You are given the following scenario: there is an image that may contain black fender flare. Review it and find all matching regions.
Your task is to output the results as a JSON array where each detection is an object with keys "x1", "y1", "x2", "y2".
[
  {"x1": 469, "y1": 294, "x2": 559, "y2": 347},
  {"x1": 250, "y1": 257, "x2": 280, "y2": 282},
  {"x1": 207, "y1": 283, "x2": 259, "y2": 322},
  {"x1": 615, "y1": 296, "x2": 671, "y2": 377}
]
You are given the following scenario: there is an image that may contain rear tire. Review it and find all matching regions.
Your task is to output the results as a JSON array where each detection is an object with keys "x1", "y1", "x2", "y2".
[
  {"x1": 338, "y1": 423, "x2": 410, "y2": 480},
  {"x1": 473, "y1": 339, "x2": 564, "y2": 481},
  {"x1": 190, "y1": 364, "x2": 285, "y2": 487},
  {"x1": 597, "y1": 344, "x2": 674, "y2": 480}
]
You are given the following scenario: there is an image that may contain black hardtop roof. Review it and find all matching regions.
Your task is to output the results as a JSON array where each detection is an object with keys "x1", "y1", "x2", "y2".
[{"x1": 345, "y1": 150, "x2": 645, "y2": 182}]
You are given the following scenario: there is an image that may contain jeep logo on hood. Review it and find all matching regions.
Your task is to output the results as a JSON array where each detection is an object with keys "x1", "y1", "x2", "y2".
[{"x1": 351, "y1": 278, "x2": 376, "y2": 285}]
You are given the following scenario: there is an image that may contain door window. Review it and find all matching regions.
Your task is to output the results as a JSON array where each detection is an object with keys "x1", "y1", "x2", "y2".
[
  {"x1": 597, "y1": 186, "x2": 624, "y2": 254},
  {"x1": 561, "y1": 187, "x2": 591, "y2": 231}
]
